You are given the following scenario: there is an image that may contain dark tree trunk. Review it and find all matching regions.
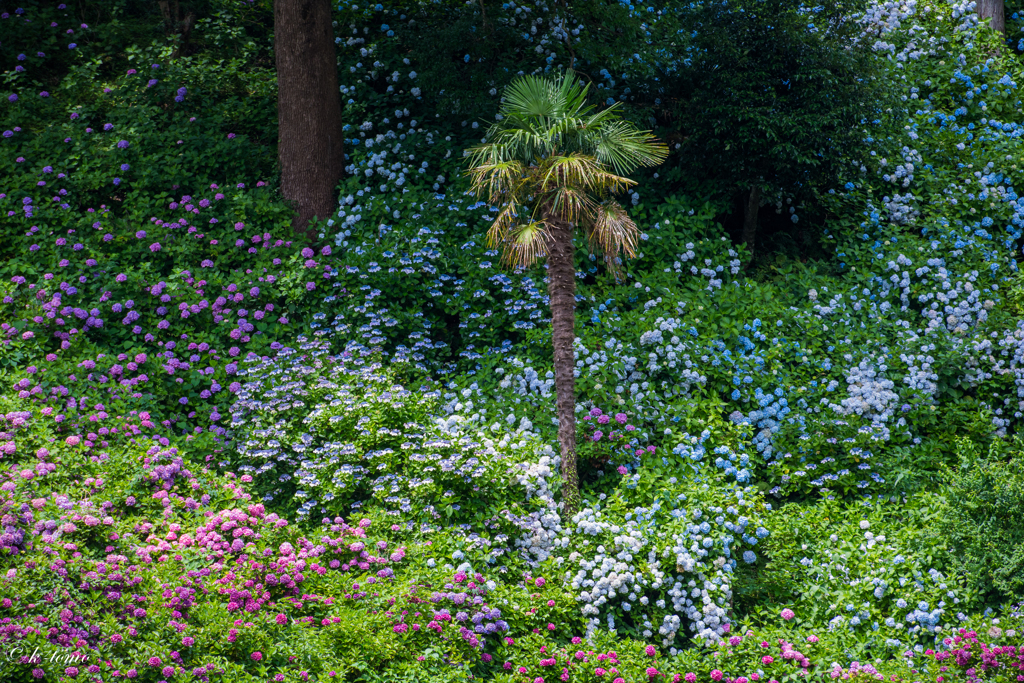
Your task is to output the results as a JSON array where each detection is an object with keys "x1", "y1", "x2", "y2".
[
  {"x1": 977, "y1": 0, "x2": 1005, "y2": 34},
  {"x1": 544, "y1": 212, "x2": 580, "y2": 517},
  {"x1": 741, "y1": 185, "x2": 760, "y2": 257},
  {"x1": 159, "y1": 0, "x2": 194, "y2": 60},
  {"x1": 275, "y1": 0, "x2": 346, "y2": 239}
]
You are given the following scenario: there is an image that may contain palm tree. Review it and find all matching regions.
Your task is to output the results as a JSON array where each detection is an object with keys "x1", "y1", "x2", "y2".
[{"x1": 466, "y1": 71, "x2": 667, "y2": 515}]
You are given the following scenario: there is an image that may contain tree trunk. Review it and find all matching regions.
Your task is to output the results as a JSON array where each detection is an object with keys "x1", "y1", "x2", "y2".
[
  {"x1": 275, "y1": 0, "x2": 346, "y2": 240},
  {"x1": 170, "y1": 13, "x2": 195, "y2": 61},
  {"x1": 544, "y1": 212, "x2": 581, "y2": 517},
  {"x1": 977, "y1": 0, "x2": 1005, "y2": 34},
  {"x1": 741, "y1": 185, "x2": 760, "y2": 257}
]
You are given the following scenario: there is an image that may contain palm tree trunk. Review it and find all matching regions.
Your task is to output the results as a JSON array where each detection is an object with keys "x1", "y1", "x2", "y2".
[{"x1": 544, "y1": 212, "x2": 581, "y2": 517}]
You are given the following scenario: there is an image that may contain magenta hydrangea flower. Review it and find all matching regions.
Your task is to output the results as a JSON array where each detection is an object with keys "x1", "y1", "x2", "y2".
[{"x1": 781, "y1": 608, "x2": 795, "y2": 621}]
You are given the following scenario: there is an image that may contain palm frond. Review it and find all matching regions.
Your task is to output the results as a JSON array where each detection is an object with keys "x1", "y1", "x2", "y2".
[
  {"x1": 467, "y1": 159, "x2": 527, "y2": 205},
  {"x1": 503, "y1": 220, "x2": 549, "y2": 268},
  {"x1": 561, "y1": 103, "x2": 624, "y2": 154},
  {"x1": 552, "y1": 69, "x2": 594, "y2": 119},
  {"x1": 591, "y1": 120, "x2": 669, "y2": 175},
  {"x1": 582, "y1": 167, "x2": 637, "y2": 197},
  {"x1": 585, "y1": 200, "x2": 640, "y2": 263},
  {"x1": 501, "y1": 75, "x2": 563, "y2": 120},
  {"x1": 485, "y1": 200, "x2": 522, "y2": 249},
  {"x1": 547, "y1": 186, "x2": 597, "y2": 226},
  {"x1": 537, "y1": 154, "x2": 599, "y2": 194}
]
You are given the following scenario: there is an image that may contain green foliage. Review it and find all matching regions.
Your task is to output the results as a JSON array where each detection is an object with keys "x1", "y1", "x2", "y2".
[
  {"x1": 661, "y1": 0, "x2": 893, "y2": 211},
  {"x1": 942, "y1": 437, "x2": 1024, "y2": 602},
  {"x1": 751, "y1": 494, "x2": 977, "y2": 652}
]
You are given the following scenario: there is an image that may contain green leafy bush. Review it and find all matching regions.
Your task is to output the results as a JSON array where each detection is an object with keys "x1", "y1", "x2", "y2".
[{"x1": 943, "y1": 438, "x2": 1024, "y2": 601}]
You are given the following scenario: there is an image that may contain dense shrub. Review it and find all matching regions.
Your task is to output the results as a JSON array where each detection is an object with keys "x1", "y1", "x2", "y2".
[{"x1": 943, "y1": 438, "x2": 1024, "y2": 602}]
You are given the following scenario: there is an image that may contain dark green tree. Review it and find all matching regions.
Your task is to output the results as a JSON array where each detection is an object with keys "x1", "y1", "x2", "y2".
[{"x1": 662, "y1": 0, "x2": 888, "y2": 256}]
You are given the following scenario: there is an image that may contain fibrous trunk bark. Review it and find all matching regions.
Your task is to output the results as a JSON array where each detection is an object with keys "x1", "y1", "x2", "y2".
[
  {"x1": 977, "y1": 0, "x2": 1005, "y2": 34},
  {"x1": 275, "y1": 0, "x2": 346, "y2": 239},
  {"x1": 544, "y1": 212, "x2": 581, "y2": 517},
  {"x1": 741, "y1": 185, "x2": 760, "y2": 257}
]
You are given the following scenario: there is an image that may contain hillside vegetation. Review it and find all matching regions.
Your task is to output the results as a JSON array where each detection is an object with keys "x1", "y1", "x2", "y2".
[{"x1": 1, "y1": 0, "x2": 1024, "y2": 681}]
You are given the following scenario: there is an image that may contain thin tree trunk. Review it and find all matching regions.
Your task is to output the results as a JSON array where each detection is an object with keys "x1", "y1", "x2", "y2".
[
  {"x1": 741, "y1": 185, "x2": 760, "y2": 257},
  {"x1": 977, "y1": 0, "x2": 1005, "y2": 34},
  {"x1": 275, "y1": 0, "x2": 346, "y2": 240},
  {"x1": 544, "y1": 212, "x2": 580, "y2": 517}
]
